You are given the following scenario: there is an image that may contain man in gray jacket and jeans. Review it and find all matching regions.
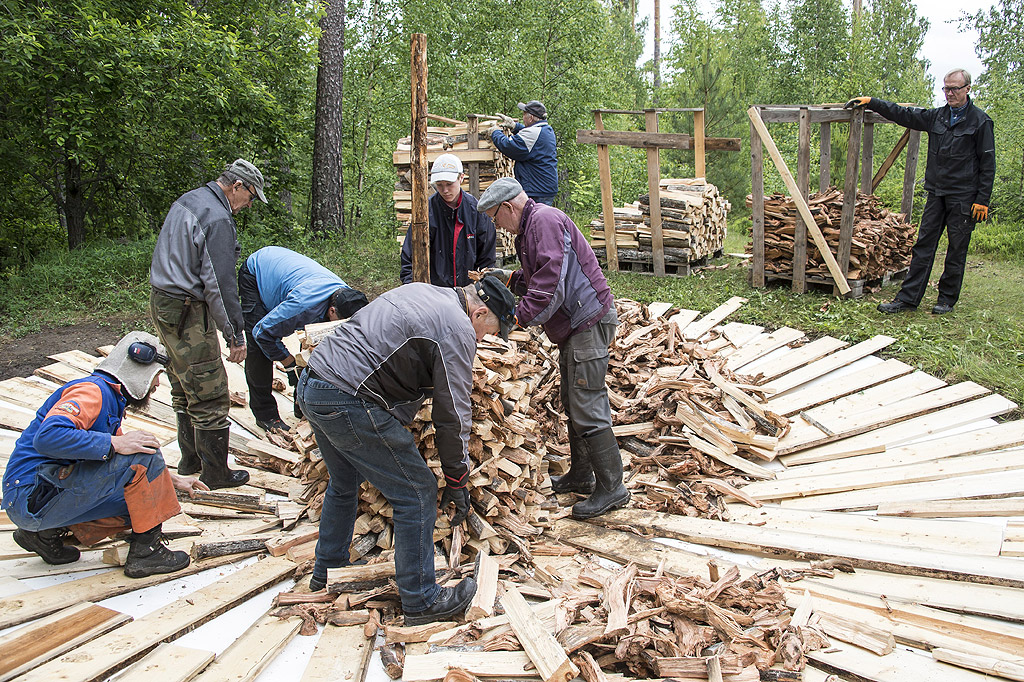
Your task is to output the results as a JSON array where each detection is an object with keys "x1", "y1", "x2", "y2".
[
  {"x1": 297, "y1": 277, "x2": 515, "y2": 624},
  {"x1": 150, "y1": 159, "x2": 266, "y2": 489}
]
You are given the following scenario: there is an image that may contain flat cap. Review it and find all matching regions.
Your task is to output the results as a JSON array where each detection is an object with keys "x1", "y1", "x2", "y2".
[{"x1": 478, "y1": 177, "x2": 524, "y2": 212}]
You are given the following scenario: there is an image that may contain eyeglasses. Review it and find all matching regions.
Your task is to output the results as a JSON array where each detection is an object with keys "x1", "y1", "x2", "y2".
[
  {"x1": 244, "y1": 185, "x2": 258, "y2": 202},
  {"x1": 942, "y1": 84, "x2": 968, "y2": 93}
]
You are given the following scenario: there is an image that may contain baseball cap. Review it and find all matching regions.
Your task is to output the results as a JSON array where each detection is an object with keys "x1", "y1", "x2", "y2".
[
  {"x1": 517, "y1": 100, "x2": 547, "y2": 119},
  {"x1": 475, "y1": 275, "x2": 516, "y2": 341},
  {"x1": 430, "y1": 154, "x2": 464, "y2": 184},
  {"x1": 225, "y1": 159, "x2": 268, "y2": 203}
]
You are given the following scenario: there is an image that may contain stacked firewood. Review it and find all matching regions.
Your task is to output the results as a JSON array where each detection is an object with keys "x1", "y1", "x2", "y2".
[
  {"x1": 746, "y1": 188, "x2": 916, "y2": 280},
  {"x1": 591, "y1": 179, "x2": 731, "y2": 266}
]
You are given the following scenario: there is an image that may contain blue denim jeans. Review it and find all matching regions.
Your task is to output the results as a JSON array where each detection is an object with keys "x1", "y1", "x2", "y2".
[{"x1": 297, "y1": 370, "x2": 441, "y2": 612}]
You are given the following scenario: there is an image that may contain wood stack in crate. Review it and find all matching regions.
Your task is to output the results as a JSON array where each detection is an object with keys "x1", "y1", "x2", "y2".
[
  {"x1": 746, "y1": 188, "x2": 917, "y2": 281},
  {"x1": 590, "y1": 179, "x2": 730, "y2": 271}
]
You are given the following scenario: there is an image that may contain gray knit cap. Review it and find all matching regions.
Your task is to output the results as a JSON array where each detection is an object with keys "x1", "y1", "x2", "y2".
[{"x1": 95, "y1": 331, "x2": 167, "y2": 400}]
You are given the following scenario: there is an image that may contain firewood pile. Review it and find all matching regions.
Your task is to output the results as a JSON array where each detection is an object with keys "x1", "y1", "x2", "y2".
[
  {"x1": 745, "y1": 188, "x2": 916, "y2": 281},
  {"x1": 590, "y1": 179, "x2": 731, "y2": 267}
]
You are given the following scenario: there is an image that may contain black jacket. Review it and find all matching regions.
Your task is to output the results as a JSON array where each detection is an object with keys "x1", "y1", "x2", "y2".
[
  {"x1": 867, "y1": 98, "x2": 995, "y2": 205},
  {"x1": 400, "y1": 190, "x2": 497, "y2": 287}
]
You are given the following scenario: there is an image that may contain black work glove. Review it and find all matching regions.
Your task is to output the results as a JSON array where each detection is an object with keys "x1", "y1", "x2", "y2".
[
  {"x1": 844, "y1": 96, "x2": 871, "y2": 109},
  {"x1": 284, "y1": 365, "x2": 300, "y2": 387},
  {"x1": 440, "y1": 485, "x2": 471, "y2": 526}
]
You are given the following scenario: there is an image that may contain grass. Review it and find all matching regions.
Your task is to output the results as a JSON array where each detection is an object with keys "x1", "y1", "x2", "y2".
[{"x1": 2, "y1": 225, "x2": 1021, "y2": 416}]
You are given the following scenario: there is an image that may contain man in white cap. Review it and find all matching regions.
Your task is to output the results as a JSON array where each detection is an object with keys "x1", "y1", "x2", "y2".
[
  {"x1": 2, "y1": 332, "x2": 207, "y2": 577},
  {"x1": 492, "y1": 100, "x2": 559, "y2": 204},
  {"x1": 400, "y1": 152, "x2": 496, "y2": 287},
  {"x1": 150, "y1": 159, "x2": 268, "y2": 489}
]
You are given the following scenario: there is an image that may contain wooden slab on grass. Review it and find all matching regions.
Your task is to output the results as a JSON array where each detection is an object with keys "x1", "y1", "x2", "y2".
[
  {"x1": 501, "y1": 586, "x2": 579, "y2": 682},
  {"x1": 0, "y1": 602, "x2": 131, "y2": 682},
  {"x1": 191, "y1": 614, "x2": 302, "y2": 682},
  {"x1": 114, "y1": 644, "x2": 215, "y2": 682},
  {"x1": 299, "y1": 624, "x2": 373, "y2": 682},
  {"x1": 779, "y1": 393, "x2": 1017, "y2": 465},
  {"x1": 403, "y1": 651, "x2": 535, "y2": 681},
  {"x1": 760, "y1": 335, "x2": 896, "y2": 396},
  {"x1": 877, "y1": 497, "x2": 1024, "y2": 518},
  {"x1": 726, "y1": 327, "x2": 805, "y2": 371},
  {"x1": 587, "y1": 508, "x2": 1024, "y2": 588},
  {"x1": 680, "y1": 297, "x2": 747, "y2": 341},
  {"x1": 17, "y1": 557, "x2": 294, "y2": 682},
  {"x1": 798, "y1": 370, "x2": 946, "y2": 425},
  {"x1": 764, "y1": 358, "x2": 915, "y2": 416},
  {"x1": 750, "y1": 336, "x2": 848, "y2": 383}
]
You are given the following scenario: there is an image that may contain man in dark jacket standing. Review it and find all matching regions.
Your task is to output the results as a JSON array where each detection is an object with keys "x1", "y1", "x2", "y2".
[
  {"x1": 847, "y1": 68, "x2": 995, "y2": 315},
  {"x1": 479, "y1": 177, "x2": 629, "y2": 520},
  {"x1": 492, "y1": 101, "x2": 559, "y2": 204},
  {"x1": 150, "y1": 159, "x2": 266, "y2": 489},
  {"x1": 296, "y1": 277, "x2": 516, "y2": 624},
  {"x1": 400, "y1": 153, "x2": 497, "y2": 287}
]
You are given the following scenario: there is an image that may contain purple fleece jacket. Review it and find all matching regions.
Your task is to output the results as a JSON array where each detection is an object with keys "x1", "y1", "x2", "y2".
[{"x1": 508, "y1": 200, "x2": 613, "y2": 344}]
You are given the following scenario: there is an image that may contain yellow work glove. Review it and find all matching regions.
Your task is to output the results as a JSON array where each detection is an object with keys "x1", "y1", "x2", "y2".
[
  {"x1": 972, "y1": 204, "x2": 989, "y2": 221},
  {"x1": 844, "y1": 96, "x2": 872, "y2": 108}
]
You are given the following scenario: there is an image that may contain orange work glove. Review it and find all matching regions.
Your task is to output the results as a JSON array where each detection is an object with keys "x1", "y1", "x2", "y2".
[
  {"x1": 844, "y1": 96, "x2": 871, "y2": 108},
  {"x1": 971, "y1": 204, "x2": 989, "y2": 221}
]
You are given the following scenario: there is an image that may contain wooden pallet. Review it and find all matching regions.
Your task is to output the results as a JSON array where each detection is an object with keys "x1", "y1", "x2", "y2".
[{"x1": 754, "y1": 267, "x2": 908, "y2": 298}]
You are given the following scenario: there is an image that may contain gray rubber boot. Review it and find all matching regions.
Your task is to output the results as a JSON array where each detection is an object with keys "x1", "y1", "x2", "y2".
[
  {"x1": 175, "y1": 412, "x2": 202, "y2": 476},
  {"x1": 571, "y1": 428, "x2": 630, "y2": 519},
  {"x1": 550, "y1": 423, "x2": 596, "y2": 494}
]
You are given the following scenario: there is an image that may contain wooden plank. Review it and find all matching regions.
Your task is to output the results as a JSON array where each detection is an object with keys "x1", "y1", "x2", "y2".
[
  {"x1": 860, "y1": 121, "x2": 874, "y2": 193},
  {"x1": 779, "y1": 393, "x2": 1017, "y2": 465},
  {"x1": 760, "y1": 335, "x2": 896, "y2": 396},
  {"x1": 588, "y1": 508, "x2": 1024, "y2": 588},
  {"x1": 809, "y1": 644, "x2": 997, "y2": 682},
  {"x1": 757, "y1": 107, "x2": 898, "y2": 125},
  {"x1": 299, "y1": 624, "x2": 373, "y2": 682},
  {"x1": 818, "y1": 122, "x2": 831, "y2": 192},
  {"x1": 747, "y1": 107, "x2": 850, "y2": 294},
  {"x1": 192, "y1": 613, "x2": 302, "y2": 682},
  {"x1": 0, "y1": 602, "x2": 132, "y2": 682},
  {"x1": 792, "y1": 107, "x2": 810, "y2": 293},
  {"x1": 576, "y1": 128, "x2": 741, "y2": 152},
  {"x1": 764, "y1": 358, "x2": 914, "y2": 416},
  {"x1": 780, "y1": 468, "x2": 1024, "y2": 512},
  {"x1": 932, "y1": 649, "x2": 1024, "y2": 681},
  {"x1": 681, "y1": 296, "x2": 747, "y2": 341},
  {"x1": 749, "y1": 336, "x2": 848, "y2": 383},
  {"x1": 393, "y1": 149, "x2": 494, "y2": 165},
  {"x1": 501, "y1": 586, "x2": 579, "y2": 682},
  {"x1": 694, "y1": 109, "x2": 706, "y2": 177},
  {"x1": 837, "y1": 107, "x2": 863, "y2": 286},
  {"x1": 726, "y1": 327, "x2": 805, "y2": 371},
  {"x1": 750, "y1": 117, "x2": 765, "y2": 287},
  {"x1": 877, "y1": 497, "x2": 1024, "y2": 518},
  {"x1": 594, "y1": 112, "x2": 617, "y2": 272},
  {"x1": 644, "y1": 110, "x2": 665, "y2": 276},
  {"x1": 115, "y1": 644, "x2": 215, "y2": 682},
  {"x1": 0, "y1": 549, "x2": 111, "y2": 579},
  {"x1": 403, "y1": 651, "x2": 534, "y2": 681},
  {"x1": 17, "y1": 557, "x2": 294, "y2": 682},
  {"x1": 901, "y1": 129, "x2": 921, "y2": 216}
]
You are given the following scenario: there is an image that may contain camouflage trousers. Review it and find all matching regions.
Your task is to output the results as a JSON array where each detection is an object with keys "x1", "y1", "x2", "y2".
[{"x1": 150, "y1": 289, "x2": 231, "y2": 430}]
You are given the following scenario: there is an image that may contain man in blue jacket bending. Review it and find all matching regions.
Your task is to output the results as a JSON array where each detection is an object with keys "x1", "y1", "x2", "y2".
[
  {"x1": 492, "y1": 100, "x2": 559, "y2": 205},
  {"x1": 238, "y1": 246, "x2": 369, "y2": 432}
]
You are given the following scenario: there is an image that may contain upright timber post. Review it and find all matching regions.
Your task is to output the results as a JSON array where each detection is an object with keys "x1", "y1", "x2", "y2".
[
  {"x1": 693, "y1": 108, "x2": 706, "y2": 179},
  {"x1": 409, "y1": 34, "x2": 429, "y2": 283},
  {"x1": 644, "y1": 109, "x2": 666, "y2": 276},
  {"x1": 818, "y1": 122, "x2": 832, "y2": 192},
  {"x1": 860, "y1": 122, "x2": 875, "y2": 194},
  {"x1": 594, "y1": 111, "x2": 618, "y2": 271},
  {"x1": 837, "y1": 107, "x2": 864, "y2": 294},
  {"x1": 750, "y1": 116, "x2": 765, "y2": 287},
  {"x1": 901, "y1": 130, "x2": 921, "y2": 217},
  {"x1": 466, "y1": 114, "x2": 481, "y2": 197},
  {"x1": 793, "y1": 107, "x2": 810, "y2": 293}
]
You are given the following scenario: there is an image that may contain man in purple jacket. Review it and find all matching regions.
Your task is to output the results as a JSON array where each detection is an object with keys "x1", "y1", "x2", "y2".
[{"x1": 478, "y1": 177, "x2": 629, "y2": 519}]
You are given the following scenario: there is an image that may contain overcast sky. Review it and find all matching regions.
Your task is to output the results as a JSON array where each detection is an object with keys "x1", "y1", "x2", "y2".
[{"x1": 636, "y1": 0, "x2": 993, "y2": 105}]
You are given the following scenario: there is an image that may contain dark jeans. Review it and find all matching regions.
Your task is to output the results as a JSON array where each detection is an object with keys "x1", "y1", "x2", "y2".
[
  {"x1": 296, "y1": 370, "x2": 441, "y2": 612},
  {"x1": 558, "y1": 307, "x2": 618, "y2": 437},
  {"x1": 238, "y1": 262, "x2": 280, "y2": 422},
  {"x1": 896, "y1": 193, "x2": 976, "y2": 308}
]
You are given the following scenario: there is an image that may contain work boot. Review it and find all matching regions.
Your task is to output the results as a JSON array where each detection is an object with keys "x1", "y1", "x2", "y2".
[
  {"x1": 13, "y1": 527, "x2": 81, "y2": 565},
  {"x1": 572, "y1": 428, "x2": 630, "y2": 520},
  {"x1": 550, "y1": 424, "x2": 596, "y2": 494},
  {"x1": 404, "y1": 577, "x2": 478, "y2": 626},
  {"x1": 932, "y1": 303, "x2": 955, "y2": 315},
  {"x1": 877, "y1": 299, "x2": 916, "y2": 314},
  {"x1": 195, "y1": 427, "x2": 250, "y2": 489},
  {"x1": 124, "y1": 524, "x2": 190, "y2": 578},
  {"x1": 175, "y1": 412, "x2": 202, "y2": 476},
  {"x1": 256, "y1": 417, "x2": 288, "y2": 434}
]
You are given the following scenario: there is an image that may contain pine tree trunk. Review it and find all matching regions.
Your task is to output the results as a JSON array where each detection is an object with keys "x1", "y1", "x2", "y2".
[{"x1": 310, "y1": 0, "x2": 346, "y2": 236}]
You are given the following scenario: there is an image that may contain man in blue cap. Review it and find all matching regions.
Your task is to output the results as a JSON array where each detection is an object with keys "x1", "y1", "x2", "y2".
[{"x1": 492, "y1": 100, "x2": 559, "y2": 205}]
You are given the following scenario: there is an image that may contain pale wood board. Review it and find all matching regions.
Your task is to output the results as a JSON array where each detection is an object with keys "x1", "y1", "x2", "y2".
[
  {"x1": 680, "y1": 296, "x2": 747, "y2": 341},
  {"x1": 799, "y1": 370, "x2": 946, "y2": 425},
  {"x1": 114, "y1": 643, "x2": 215, "y2": 682},
  {"x1": 0, "y1": 576, "x2": 29, "y2": 598},
  {"x1": 16, "y1": 557, "x2": 294, "y2": 682},
  {"x1": 501, "y1": 586, "x2": 579, "y2": 682},
  {"x1": 403, "y1": 651, "x2": 534, "y2": 681},
  {"x1": 726, "y1": 326, "x2": 805, "y2": 371},
  {"x1": 589, "y1": 508, "x2": 1024, "y2": 587},
  {"x1": 748, "y1": 336, "x2": 848, "y2": 383},
  {"x1": 760, "y1": 334, "x2": 896, "y2": 396},
  {"x1": 932, "y1": 647, "x2": 1024, "y2": 681},
  {"x1": 299, "y1": 624, "x2": 373, "y2": 682},
  {"x1": 808, "y1": 642, "x2": 1000, "y2": 682},
  {"x1": 1, "y1": 550, "x2": 112, "y2": 580},
  {"x1": 764, "y1": 358, "x2": 915, "y2": 416},
  {"x1": 877, "y1": 497, "x2": 1024, "y2": 518},
  {"x1": 719, "y1": 322, "x2": 765, "y2": 350},
  {"x1": 779, "y1": 393, "x2": 1018, "y2": 465},
  {"x1": 192, "y1": 614, "x2": 303, "y2": 682}
]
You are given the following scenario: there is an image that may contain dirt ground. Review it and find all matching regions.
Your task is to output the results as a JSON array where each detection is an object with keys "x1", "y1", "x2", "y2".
[{"x1": 0, "y1": 317, "x2": 144, "y2": 382}]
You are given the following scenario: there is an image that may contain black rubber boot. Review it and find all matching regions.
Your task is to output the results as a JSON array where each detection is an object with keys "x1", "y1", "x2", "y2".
[
  {"x1": 550, "y1": 423, "x2": 596, "y2": 494},
  {"x1": 124, "y1": 524, "x2": 190, "y2": 578},
  {"x1": 571, "y1": 428, "x2": 630, "y2": 520},
  {"x1": 404, "y1": 577, "x2": 478, "y2": 626},
  {"x1": 196, "y1": 427, "x2": 250, "y2": 489},
  {"x1": 13, "y1": 527, "x2": 81, "y2": 565},
  {"x1": 175, "y1": 412, "x2": 202, "y2": 476}
]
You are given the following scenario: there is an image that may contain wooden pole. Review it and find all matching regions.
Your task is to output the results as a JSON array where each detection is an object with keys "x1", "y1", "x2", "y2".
[
  {"x1": 819, "y1": 122, "x2": 832, "y2": 192},
  {"x1": 750, "y1": 115, "x2": 765, "y2": 288},
  {"x1": 746, "y1": 107, "x2": 851, "y2": 295},
  {"x1": 645, "y1": 109, "x2": 666, "y2": 276},
  {"x1": 860, "y1": 122, "x2": 875, "y2": 194},
  {"x1": 653, "y1": 0, "x2": 661, "y2": 100},
  {"x1": 872, "y1": 128, "x2": 911, "y2": 192},
  {"x1": 901, "y1": 130, "x2": 921, "y2": 217},
  {"x1": 467, "y1": 114, "x2": 480, "y2": 197},
  {"x1": 838, "y1": 108, "x2": 864, "y2": 290},
  {"x1": 793, "y1": 107, "x2": 810, "y2": 293},
  {"x1": 594, "y1": 112, "x2": 618, "y2": 271},
  {"x1": 693, "y1": 108, "x2": 706, "y2": 179},
  {"x1": 409, "y1": 34, "x2": 429, "y2": 283}
]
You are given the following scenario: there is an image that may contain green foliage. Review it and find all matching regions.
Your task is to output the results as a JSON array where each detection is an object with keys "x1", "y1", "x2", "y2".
[{"x1": 969, "y1": 217, "x2": 1024, "y2": 260}]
